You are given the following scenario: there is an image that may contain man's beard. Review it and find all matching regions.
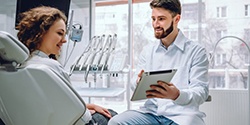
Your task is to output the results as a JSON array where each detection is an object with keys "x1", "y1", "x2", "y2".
[{"x1": 154, "y1": 21, "x2": 173, "y2": 39}]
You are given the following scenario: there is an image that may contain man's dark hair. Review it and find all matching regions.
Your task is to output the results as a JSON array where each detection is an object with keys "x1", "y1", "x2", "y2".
[{"x1": 150, "y1": 0, "x2": 181, "y2": 17}]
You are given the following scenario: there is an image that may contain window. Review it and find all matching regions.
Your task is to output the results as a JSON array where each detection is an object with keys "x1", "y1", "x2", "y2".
[
  {"x1": 217, "y1": 6, "x2": 227, "y2": 18},
  {"x1": 215, "y1": 53, "x2": 226, "y2": 66},
  {"x1": 209, "y1": 75, "x2": 225, "y2": 88},
  {"x1": 245, "y1": 4, "x2": 250, "y2": 16},
  {"x1": 216, "y1": 30, "x2": 227, "y2": 40},
  {"x1": 182, "y1": 3, "x2": 198, "y2": 20},
  {"x1": 216, "y1": 76, "x2": 225, "y2": 88},
  {"x1": 215, "y1": 54, "x2": 220, "y2": 65},
  {"x1": 183, "y1": 30, "x2": 198, "y2": 41},
  {"x1": 244, "y1": 53, "x2": 249, "y2": 64},
  {"x1": 96, "y1": 13, "x2": 105, "y2": 21},
  {"x1": 75, "y1": 0, "x2": 250, "y2": 92},
  {"x1": 222, "y1": 53, "x2": 226, "y2": 64},
  {"x1": 244, "y1": 29, "x2": 250, "y2": 42}
]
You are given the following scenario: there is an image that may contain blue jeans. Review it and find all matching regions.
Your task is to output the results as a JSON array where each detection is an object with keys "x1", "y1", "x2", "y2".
[
  {"x1": 108, "y1": 110, "x2": 178, "y2": 125},
  {"x1": 86, "y1": 109, "x2": 118, "y2": 125}
]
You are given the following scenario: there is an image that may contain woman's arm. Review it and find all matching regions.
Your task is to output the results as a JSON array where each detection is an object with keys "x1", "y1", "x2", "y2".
[{"x1": 86, "y1": 104, "x2": 112, "y2": 118}]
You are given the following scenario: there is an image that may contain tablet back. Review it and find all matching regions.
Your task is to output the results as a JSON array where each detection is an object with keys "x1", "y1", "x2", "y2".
[{"x1": 131, "y1": 69, "x2": 177, "y2": 101}]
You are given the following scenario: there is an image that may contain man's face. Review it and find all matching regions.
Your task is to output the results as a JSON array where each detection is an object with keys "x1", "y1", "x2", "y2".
[{"x1": 151, "y1": 7, "x2": 174, "y2": 39}]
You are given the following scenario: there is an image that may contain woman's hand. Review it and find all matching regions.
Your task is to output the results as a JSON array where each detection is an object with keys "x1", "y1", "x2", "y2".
[
  {"x1": 136, "y1": 70, "x2": 144, "y2": 84},
  {"x1": 87, "y1": 104, "x2": 112, "y2": 118}
]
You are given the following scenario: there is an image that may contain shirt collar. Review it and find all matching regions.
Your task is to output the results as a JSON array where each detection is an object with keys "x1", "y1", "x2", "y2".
[
  {"x1": 174, "y1": 30, "x2": 187, "y2": 51},
  {"x1": 31, "y1": 50, "x2": 49, "y2": 58},
  {"x1": 156, "y1": 30, "x2": 188, "y2": 52}
]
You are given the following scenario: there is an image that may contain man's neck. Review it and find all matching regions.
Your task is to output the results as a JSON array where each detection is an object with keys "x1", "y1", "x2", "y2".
[{"x1": 161, "y1": 29, "x2": 178, "y2": 48}]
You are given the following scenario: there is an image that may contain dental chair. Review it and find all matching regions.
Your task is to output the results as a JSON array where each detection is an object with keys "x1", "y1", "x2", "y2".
[{"x1": 0, "y1": 31, "x2": 86, "y2": 125}]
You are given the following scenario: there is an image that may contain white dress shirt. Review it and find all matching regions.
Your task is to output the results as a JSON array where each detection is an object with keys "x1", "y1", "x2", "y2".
[
  {"x1": 25, "y1": 50, "x2": 92, "y2": 124},
  {"x1": 133, "y1": 30, "x2": 209, "y2": 125}
]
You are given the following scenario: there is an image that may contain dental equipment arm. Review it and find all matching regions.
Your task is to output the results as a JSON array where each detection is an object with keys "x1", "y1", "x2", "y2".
[
  {"x1": 84, "y1": 36, "x2": 103, "y2": 83},
  {"x1": 69, "y1": 36, "x2": 95, "y2": 76}
]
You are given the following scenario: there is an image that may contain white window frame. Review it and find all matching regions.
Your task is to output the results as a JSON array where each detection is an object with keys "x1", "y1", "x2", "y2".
[
  {"x1": 183, "y1": 29, "x2": 198, "y2": 42},
  {"x1": 215, "y1": 53, "x2": 226, "y2": 66},
  {"x1": 216, "y1": 30, "x2": 227, "y2": 40},
  {"x1": 245, "y1": 53, "x2": 249, "y2": 65},
  {"x1": 217, "y1": 6, "x2": 227, "y2": 18},
  {"x1": 245, "y1": 4, "x2": 250, "y2": 17}
]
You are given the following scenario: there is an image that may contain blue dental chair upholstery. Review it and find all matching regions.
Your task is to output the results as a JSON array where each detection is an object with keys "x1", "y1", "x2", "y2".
[{"x1": 0, "y1": 31, "x2": 86, "y2": 125}]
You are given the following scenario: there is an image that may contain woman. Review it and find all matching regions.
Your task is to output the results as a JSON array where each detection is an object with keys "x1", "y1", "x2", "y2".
[{"x1": 16, "y1": 6, "x2": 117, "y2": 125}]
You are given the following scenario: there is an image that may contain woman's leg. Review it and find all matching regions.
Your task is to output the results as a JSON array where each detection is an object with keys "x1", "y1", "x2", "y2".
[
  {"x1": 87, "y1": 109, "x2": 118, "y2": 125},
  {"x1": 108, "y1": 110, "x2": 178, "y2": 125}
]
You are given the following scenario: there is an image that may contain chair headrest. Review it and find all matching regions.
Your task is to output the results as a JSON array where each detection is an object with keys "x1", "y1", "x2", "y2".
[{"x1": 0, "y1": 31, "x2": 29, "y2": 64}]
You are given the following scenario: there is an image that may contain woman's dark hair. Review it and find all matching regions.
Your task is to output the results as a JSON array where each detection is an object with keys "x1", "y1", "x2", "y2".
[
  {"x1": 16, "y1": 6, "x2": 67, "y2": 53},
  {"x1": 49, "y1": 54, "x2": 58, "y2": 60},
  {"x1": 150, "y1": 0, "x2": 181, "y2": 17}
]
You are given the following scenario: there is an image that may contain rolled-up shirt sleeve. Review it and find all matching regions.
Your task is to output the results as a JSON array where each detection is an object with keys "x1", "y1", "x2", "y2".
[{"x1": 80, "y1": 109, "x2": 92, "y2": 124}]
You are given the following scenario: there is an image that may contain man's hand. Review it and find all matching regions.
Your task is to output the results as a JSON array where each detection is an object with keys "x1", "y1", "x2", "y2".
[{"x1": 146, "y1": 80, "x2": 180, "y2": 100}]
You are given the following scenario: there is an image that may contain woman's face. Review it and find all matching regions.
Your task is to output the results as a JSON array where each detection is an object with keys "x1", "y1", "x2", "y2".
[{"x1": 39, "y1": 19, "x2": 67, "y2": 55}]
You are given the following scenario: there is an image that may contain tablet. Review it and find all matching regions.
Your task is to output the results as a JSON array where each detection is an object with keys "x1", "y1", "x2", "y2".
[{"x1": 131, "y1": 69, "x2": 177, "y2": 101}]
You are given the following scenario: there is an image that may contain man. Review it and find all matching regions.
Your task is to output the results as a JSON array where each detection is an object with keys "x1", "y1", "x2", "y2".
[{"x1": 108, "y1": 0, "x2": 209, "y2": 125}]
